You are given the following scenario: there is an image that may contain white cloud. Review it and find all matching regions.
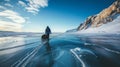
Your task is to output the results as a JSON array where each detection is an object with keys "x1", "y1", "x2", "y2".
[
  {"x1": 18, "y1": 1, "x2": 27, "y2": 7},
  {"x1": 18, "y1": 0, "x2": 48, "y2": 14},
  {"x1": 0, "y1": 20, "x2": 22, "y2": 32},
  {"x1": 0, "y1": 10, "x2": 26, "y2": 32},
  {"x1": 0, "y1": 1, "x2": 29, "y2": 32},
  {"x1": 4, "y1": 3, "x2": 13, "y2": 8},
  {"x1": 0, "y1": 10, "x2": 26, "y2": 24}
]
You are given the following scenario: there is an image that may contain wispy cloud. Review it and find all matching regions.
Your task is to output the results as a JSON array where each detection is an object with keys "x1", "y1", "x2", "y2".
[
  {"x1": 0, "y1": 8, "x2": 26, "y2": 32},
  {"x1": 0, "y1": 20, "x2": 22, "y2": 32},
  {"x1": 0, "y1": 0, "x2": 27, "y2": 32},
  {"x1": 18, "y1": 1, "x2": 27, "y2": 7},
  {"x1": 18, "y1": 0, "x2": 48, "y2": 14},
  {"x1": 0, "y1": 10, "x2": 26, "y2": 24},
  {"x1": 4, "y1": 3, "x2": 13, "y2": 8},
  {"x1": 0, "y1": 0, "x2": 48, "y2": 32}
]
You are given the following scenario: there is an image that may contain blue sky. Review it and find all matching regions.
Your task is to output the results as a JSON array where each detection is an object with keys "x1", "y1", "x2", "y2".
[{"x1": 0, "y1": 0, "x2": 115, "y2": 32}]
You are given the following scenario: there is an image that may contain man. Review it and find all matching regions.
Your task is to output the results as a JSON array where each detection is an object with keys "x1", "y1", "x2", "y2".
[
  {"x1": 45, "y1": 26, "x2": 51, "y2": 37},
  {"x1": 41, "y1": 26, "x2": 51, "y2": 41}
]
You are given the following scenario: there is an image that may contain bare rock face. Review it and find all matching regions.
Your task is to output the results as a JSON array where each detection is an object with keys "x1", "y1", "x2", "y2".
[
  {"x1": 77, "y1": 15, "x2": 96, "y2": 30},
  {"x1": 78, "y1": 1, "x2": 120, "y2": 31}
]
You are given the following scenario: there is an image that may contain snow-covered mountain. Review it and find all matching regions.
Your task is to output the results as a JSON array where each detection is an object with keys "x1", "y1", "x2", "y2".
[
  {"x1": 79, "y1": 15, "x2": 120, "y2": 33},
  {"x1": 77, "y1": 0, "x2": 120, "y2": 34},
  {"x1": 66, "y1": 28, "x2": 77, "y2": 32}
]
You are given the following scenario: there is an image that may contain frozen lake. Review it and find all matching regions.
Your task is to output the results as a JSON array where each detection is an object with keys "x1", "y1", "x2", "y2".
[{"x1": 0, "y1": 33, "x2": 120, "y2": 67}]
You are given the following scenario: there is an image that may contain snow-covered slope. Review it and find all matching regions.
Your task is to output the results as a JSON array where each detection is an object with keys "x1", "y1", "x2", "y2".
[
  {"x1": 78, "y1": 15, "x2": 120, "y2": 34},
  {"x1": 66, "y1": 28, "x2": 77, "y2": 32},
  {"x1": 75, "y1": 1, "x2": 120, "y2": 34}
]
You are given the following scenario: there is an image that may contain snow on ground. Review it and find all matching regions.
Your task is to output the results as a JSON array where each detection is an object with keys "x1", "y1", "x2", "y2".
[{"x1": 77, "y1": 15, "x2": 120, "y2": 34}]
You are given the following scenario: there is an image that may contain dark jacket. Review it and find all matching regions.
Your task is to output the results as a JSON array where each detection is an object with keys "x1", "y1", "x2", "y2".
[{"x1": 45, "y1": 26, "x2": 51, "y2": 35}]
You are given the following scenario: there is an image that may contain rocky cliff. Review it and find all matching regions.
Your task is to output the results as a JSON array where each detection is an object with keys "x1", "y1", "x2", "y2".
[{"x1": 78, "y1": 0, "x2": 120, "y2": 31}]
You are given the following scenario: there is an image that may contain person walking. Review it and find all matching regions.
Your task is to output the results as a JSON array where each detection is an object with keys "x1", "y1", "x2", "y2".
[
  {"x1": 41, "y1": 26, "x2": 51, "y2": 42},
  {"x1": 45, "y1": 26, "x2": 51, "y2": 37}
]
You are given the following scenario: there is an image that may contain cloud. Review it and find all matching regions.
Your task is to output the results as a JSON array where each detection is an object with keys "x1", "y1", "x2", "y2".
[
  {"x1": 0, "y1": 9, "x2": 26, "y2": 32},
  {"x1": 4, "y1": 3, "x2": 13, "y2": 8},
  {"x1": 18, "y1": 1, "x2": 27, "y2": 7},
  {"x1": 0, "y1": 5, "x2": 6, "y2": 10},
  {"x1": 0, "y1": 0, "x2": 48, "y2": 32},
  {"x1": 18, "y1": 0, "x2": 48, "y2": 14},
  {"x1": 0, "y1": 20, "x2": 22, "y2": 32},
  {"x1": 0, "y1": 10, "x2": 26, "y2": 24}
]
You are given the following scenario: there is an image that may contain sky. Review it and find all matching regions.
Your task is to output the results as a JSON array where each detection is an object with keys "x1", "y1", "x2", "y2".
[{"x1": 0, "y1": 0, "x2": 115, "y2": 32}]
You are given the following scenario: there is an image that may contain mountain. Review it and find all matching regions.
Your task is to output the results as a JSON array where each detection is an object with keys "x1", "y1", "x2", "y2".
[
  {"x1": 66, "y1": 28, "x2": 77, "y2": 32},
  {"x1": 77, "y1": 0, "x2": 120, "y2": 33}
]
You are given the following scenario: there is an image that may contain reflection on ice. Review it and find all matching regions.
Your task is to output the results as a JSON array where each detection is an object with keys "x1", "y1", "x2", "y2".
[
  {"x1": 0, "y1": 47, "x2": 23, "y2": 55},
  {"x1": 0, "y1": 36, "x2": 25, "y2": 48},
  {"x1": 71, "y1": 47, "x2": 97, "y2": 57},
  {"x1": 70, "y1": 48, "x2": 85, "y2": 67},
  {"x1": 104, "y1": 47, "x2": 120, "y2": 54},
  {"x1": 0, "y1": 33, "x2": 120, "y2": 67},
  {"x1": 70, "y1": 47, "x2": 99, "y2": 67},
  {"x1": 0, "y1": 36, "x2": 25, "y2": 55},
  {"x1": 73, "y1": 47, "x2": 81, "y2": 52},
  {"x1": 54, "y1": 50, "x2": 65, "y2": 61}
]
